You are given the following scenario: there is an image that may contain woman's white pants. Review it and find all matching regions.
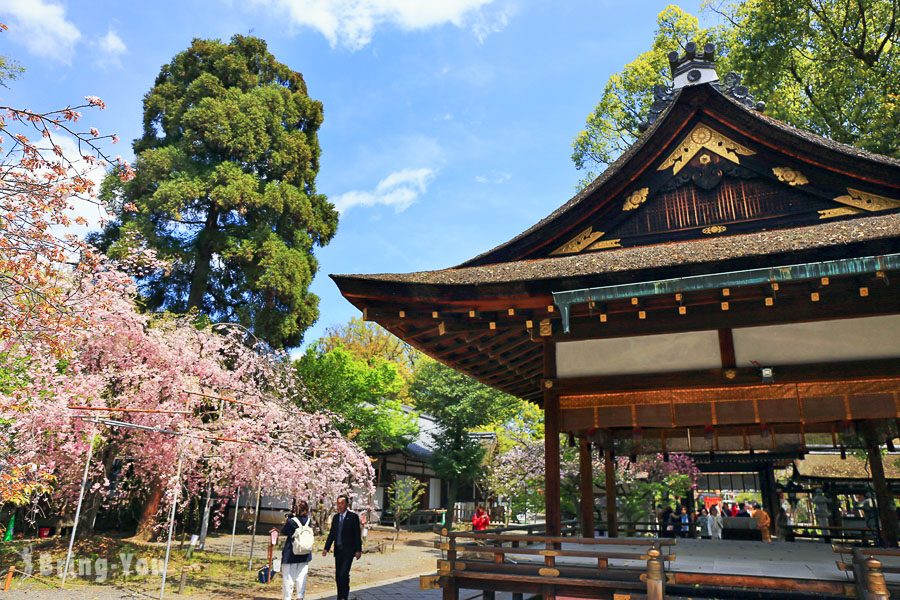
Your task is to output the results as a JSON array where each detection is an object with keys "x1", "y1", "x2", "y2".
[{"x1": 282, "y1": 561, "x2": 309, "y2": 600}]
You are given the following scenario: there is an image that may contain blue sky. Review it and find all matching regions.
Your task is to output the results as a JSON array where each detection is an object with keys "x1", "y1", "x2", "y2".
[{"x1": 1, "y1": 0, "x2": 711, "y2": 349}]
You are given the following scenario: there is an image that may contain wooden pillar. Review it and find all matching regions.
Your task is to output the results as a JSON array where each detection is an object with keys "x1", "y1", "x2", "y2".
[
  {"x1": 761, "y1": 464, "x2": 779, "y2": 523},
  {"x1": 862, "y1": 421, "x2": 899, "y2": 547},
  {"x1": 543, "y1": 340, "x2": 561, "y2": 537},
  {"x1": 579, "y1": 437, "x2": 595, "y2": 538},
  {"x1": 604, "y1": 442, "x2": 618, "y2": 538}
]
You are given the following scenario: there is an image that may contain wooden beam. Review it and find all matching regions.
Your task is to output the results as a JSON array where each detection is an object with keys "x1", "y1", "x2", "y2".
[
  {"x1": 604, "y1": 443, "x2": 617, "y2": 538},
  {"x1": 717, "y1": 328, "x2": 736, "y2": 369},
  {"x1": 579, "y1": 438, "x2": 595, "y2": 539},
  {"x1": 554, "y1": 286, "x2": 897, "y2": 342},
  {"x1": 544, "y1": 341, "x2": 561, "y2": 537},
  {"x1": 554, "y1": 359, "x2": 900, "y2": 395},
  {"x1": 862, "y1": 420, "x2": 899, "y2": 547}
]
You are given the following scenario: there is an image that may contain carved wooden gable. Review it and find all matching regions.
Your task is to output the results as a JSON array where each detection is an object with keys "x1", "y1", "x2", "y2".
[{"x1": 549, "y1": 121, "x2": 900, "y2": 257}]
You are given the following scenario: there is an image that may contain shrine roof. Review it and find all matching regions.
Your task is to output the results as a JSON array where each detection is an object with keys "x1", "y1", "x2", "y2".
[
  {"x1": 333, "y1": 211, "x2": 899, "y2": 289},
  {"x1": 455, "y1": 83, "x2": 900, "y2": 268}
]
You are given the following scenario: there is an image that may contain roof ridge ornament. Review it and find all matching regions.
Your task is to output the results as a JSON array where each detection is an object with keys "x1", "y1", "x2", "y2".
[
  {"x1": 639, "y1": 42, "x2": 764, "y2": 132},
  {"x1": 718, "y1": 71, "x2": 767, "y2": 112}
]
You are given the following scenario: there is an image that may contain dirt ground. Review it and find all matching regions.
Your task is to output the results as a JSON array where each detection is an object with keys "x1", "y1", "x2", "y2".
[{"x1": 0, "y1": 528, "x2": 441, "y2": 599}]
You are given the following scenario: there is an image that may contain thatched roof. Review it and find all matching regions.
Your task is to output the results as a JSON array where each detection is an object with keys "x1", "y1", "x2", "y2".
[
  {"x1": 336, "y1": 212, "x2": 899, "y2": 287},
  {"x1": 794, "y1": 453, "x2": 900, "y2": 481}
]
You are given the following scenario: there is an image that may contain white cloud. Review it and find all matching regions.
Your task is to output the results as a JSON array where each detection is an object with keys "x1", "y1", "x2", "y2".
[
  {"x1": 99, "y1": 30, "x2": 126, "y2": 55},
  {"x1": 250, "y1": 0, "x2": 506, "y2": 50},
  {"x1": 1, "y1": 0, "x2": 81, "y2": 64},
  {"x1": 470, "y1": 4, "x2": 514, "y2": 43},
  {"x1": 332, "y1": 167, "x2": 435, "y2": 213},
  {"x1": 95, "y1": 29, "x2": 127, "y2": 67},
  {"x1": 475, "y1": 171, "x2": 511, "y2": 185}
]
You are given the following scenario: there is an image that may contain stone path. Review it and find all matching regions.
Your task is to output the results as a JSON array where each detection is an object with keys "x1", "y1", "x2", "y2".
[{"x1": 309, "y1": 575, "x2": 521, "y2": 600}]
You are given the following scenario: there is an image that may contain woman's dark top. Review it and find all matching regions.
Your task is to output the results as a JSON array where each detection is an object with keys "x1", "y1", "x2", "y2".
[{"x1": 281, "y1": 514, "x2": 312, "y2": 564}]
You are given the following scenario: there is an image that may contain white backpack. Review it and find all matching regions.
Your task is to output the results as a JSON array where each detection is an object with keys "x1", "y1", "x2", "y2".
[{"x1": 291, "y1": 517, "x2": 315, "y2": 555}]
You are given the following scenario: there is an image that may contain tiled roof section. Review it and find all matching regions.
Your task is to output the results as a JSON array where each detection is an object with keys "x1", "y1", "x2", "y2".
[{"x1": 337, "y1": 212, "x2": 899, "y2": 286}]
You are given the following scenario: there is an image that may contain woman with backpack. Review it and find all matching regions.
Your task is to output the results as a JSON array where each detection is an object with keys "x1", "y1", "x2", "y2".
[{"x1": 281, "y1": 500, "x2": 314, "y2": 600}]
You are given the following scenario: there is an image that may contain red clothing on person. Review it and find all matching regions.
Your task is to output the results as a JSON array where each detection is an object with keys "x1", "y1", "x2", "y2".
[{"x1": 472, "y1": 510, "x2": 490, "y2": 531}]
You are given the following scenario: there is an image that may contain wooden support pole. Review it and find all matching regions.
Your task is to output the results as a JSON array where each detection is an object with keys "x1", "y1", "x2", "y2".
[
  {"x1": 579, "y1": 437, "x2": 595, "y2": 539},
  {"x1": 605, "y1": 443, "x2": 618, "y2": 538},
  {"x1": 862, "y1": 421, "x2": 899, "y2": 547},
  {"x1": 863, "y1": 557, "x2": 890, "y2": 599},
  {"x1": 645, "y1": 547, "x2": 665, "y2": 600},
  {"x1": 761, "y1": 464, "x2": 779, "y2": 527},
  {"x1": 543, "y1": 340, "x2": 561, "y2": 538}
]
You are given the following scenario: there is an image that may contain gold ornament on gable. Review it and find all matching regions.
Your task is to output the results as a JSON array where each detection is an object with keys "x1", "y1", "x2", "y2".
[
  {"x1": 658, "y1": 124, "x2": 755, "y2": 175},
  {"x1": 587, "y1": 238, "x2": 622, "y2": 250},
  {"x1": 772, "y1": 167, "x2": 808, "y2": 186},
  {"x1": 833, "y1": 188, "x2": 900, "y2": 212},
  {"x1": 818, "y1": 207, "x2": 863, "y2": 220},
  {"x1": 622, "y1": 187, "x2": 650, "y2": 211},
  {"x1": 550, "y1": 226, "x2": 606, "y2": 255}
]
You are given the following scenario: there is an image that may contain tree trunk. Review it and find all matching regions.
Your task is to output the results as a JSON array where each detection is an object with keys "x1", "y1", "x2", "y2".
[
  {"x1": 186, "y1": 206, "x2": 219, "y2": 310},
  {"x1": 133, "y1": 480, "x2": 165, "y2": 542},
  {"x1": 75, "y1": 448, "x2": 117, "y2": 538},
  {"x1": 445, "y1": 480, "x2": 458, "y2": 531}
]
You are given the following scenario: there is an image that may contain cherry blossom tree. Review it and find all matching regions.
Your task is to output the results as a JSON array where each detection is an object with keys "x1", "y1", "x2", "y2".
[
  {"x1": 0, "y1": 33, "x2": 373, "y2": 536},
  {"x1": 2, "y1": 279, "x2": 374, "y2": 538},
  {"x1": 484, "y1": 439, "x2": 699, "y2": 526},
  {"x1": 0, "y1": 94, "x2": 134, "y2": 356}
]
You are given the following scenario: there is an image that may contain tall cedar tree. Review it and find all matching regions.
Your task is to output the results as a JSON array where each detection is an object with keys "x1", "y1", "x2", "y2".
[
  {"x1": 572, "y1": 2, "x2": 900, "y2": 184},
  {"x1": 97, "y1": 36, "x2": 337, "y2": 347},
  {"x1": 409, "y1": 360, "x2": 520, "y2": 529}
]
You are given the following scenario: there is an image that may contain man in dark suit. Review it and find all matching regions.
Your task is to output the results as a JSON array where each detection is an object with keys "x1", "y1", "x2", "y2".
[{"x1": 322, "y1": 494, "x2": 362, "y2": 600}]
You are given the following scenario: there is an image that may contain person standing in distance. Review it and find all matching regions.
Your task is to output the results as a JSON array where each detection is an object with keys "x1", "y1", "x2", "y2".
[{"x1": 322, "y1": 494, "x2": 362, "y2": 600}]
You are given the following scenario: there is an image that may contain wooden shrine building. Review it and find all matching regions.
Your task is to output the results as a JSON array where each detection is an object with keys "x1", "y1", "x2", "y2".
[{"x1": 333, "y1": 44, "x2": 900, "y2": 557}]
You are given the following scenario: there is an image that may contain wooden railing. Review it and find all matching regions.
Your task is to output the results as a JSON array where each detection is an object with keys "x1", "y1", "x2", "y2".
[
  {"x1": 422, "y1": 528, "x2": 871, "y2": 599},
  {"x1": 833, "y1": 545, "x2": 897, "y2": 600},
  {"x1": 424, "y1": 530, "x2": 674, "y2": 600},
  {"x1": 788, "y1": 525, "x2": 878, "y2": 545}
]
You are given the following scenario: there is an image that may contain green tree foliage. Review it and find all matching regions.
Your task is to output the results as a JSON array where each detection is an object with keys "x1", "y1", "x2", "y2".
[
  {"x1": 711, "y1": 0, "x2": 900, "y2": 157},
  {"x1": 409, "y1": 359, "x2": 521, "y2": 528},
  {"x1": 572, "y1": 6, "x2": 716, "y2": 185},
  {"x1": 97, "y1": 35, "x2": 337, "y2": 347},
  {"x1": 572, "y1": 1, "x2": 900, "y2": 184},
  {"x1": 481, "y1": 397, "x2": 544, "y2": 454},
  {"x1": 386, "y1": 476, "x2": 426, "y2": 538},
  {"x1": 294, "y1": 345, "x2": 418, "y2": 452},
  {"x1": 319, "y1": 317, "x2": 422, "y2": 381}
]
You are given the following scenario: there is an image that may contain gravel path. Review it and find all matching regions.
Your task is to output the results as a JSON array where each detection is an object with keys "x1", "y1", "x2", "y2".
[{"x1": 1, "y1": 530, "x2": 442, "y2": 599}]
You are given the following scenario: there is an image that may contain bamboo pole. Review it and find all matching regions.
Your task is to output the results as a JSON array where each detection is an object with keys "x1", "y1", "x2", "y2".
[
  {"x1": 159, "y1": 449, "x2": 184, "y2": 600},
  {"x1": 248, "y1": 482, "x2": 262, "y2": 570},
  {"x1": 229, "y1": 487, "x2": 241, "y2": 558},
  {"x1": 61, "y1": 424, "x2": 96, "y2": 588},
  {"x1": 67, "y1": 406, "x2": 192, "y2": 415}
]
